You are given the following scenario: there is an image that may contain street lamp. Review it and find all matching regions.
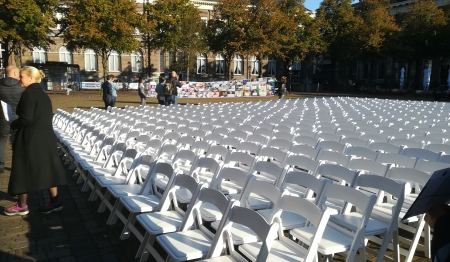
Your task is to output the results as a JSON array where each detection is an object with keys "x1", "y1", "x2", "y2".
[
  {"x1": 288, "y1": 67, "x2": 293, "y2": 94},
  {"x1": 248, "y1": 65, "x2": 251, "y2": 80}
]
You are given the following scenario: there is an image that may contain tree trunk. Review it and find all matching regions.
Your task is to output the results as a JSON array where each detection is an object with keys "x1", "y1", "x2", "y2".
[
  {"x1": 415, "y1": 57, "x2": 422, "y2": 90},
  {"x1": 12, "y1": 42, "x2": 22, "y2": 69},
  {"x1": 101, "y1": 52, "x2": 108, "y2": 82},
  {"x1": 186, "y1": 52, "x2": 190, "y2": 81}
]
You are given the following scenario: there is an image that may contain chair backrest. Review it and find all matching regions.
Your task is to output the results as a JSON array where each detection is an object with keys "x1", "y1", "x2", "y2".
[
  {"x1": 254, "y1": 127, "x2": 273, "y2": 138},
  {"x1": 316, "y1": 150, "x2": 351, "y2": 167},
  {"x1": 361, "y1": 133, "x2": 389, "y2": 143},
  {"x1": 190, "y1": 157, "x2": 221, "y2": 183},
  {"x1": 389, "y1": 138, "x2": 422, "y2": 149},
  {"x1": 251, "y1": 160, "x2": 284, "y2": 185},
  {"x1": 205, "y1": 133, "x2": 224, "y2": 145},
  {"x1": 414, "y1": 159, "x2": 450, "y2": 175},
  {"x1": 368, "y1": 142, "x2": 402, "y2": 154},
  {"x1": 316, "y1": 164, "x2": 359, "y2": 187},
  {"x1": 281, "y1": 171, "x2": 330, "y2": 201},
  {"x1": 273, "y1": 131, "x2": 295, "y2": 142},
  {"x1": 316, "y1": 140, "x2": 346, "y2": 153},
  {"x1": 402, "y1": 148, "x2": 442, "y2": 162},
  {"x1": 236, "y1": 141, "x2": 262, "y2": 156},
  {"x1": 294, "y1": 135, "x2": 319, "y2": 148},
  {"x1": 239, "y1": 179, "x2": 282, "y2": 210},
  {"x1": 425, "y1": 143, "x2": 450, "y2": 154},
  {"x1": 192, "y1": 140, "x2": 211, "y2": 155},
  {"x1": 289, "y1": 144, "x2": 320, "y2": 160},
  {"x1": 176, "y1": 136, "x2": 195, "y2": 150},
  {"x1": 385, "y1": 167, "x2": 430, "y2": 189},
  {"x1": 247, "y1": 134, "x2": 268, "y2": 146},
  {"x1": 341, "y1": 137, "x2": 369, "y2": 148},
  {"x1": 257, "y1": 147, "x2": 287, "y2": 166},
  {"x1": 345, "y1": 146, "x2": 378, "y2": 161},
  {"x1": 267, "y1": 138, "x2": 293, "y2": 152},
  {"x1": 270, "y1": 195, "x2": 333, "y2": 262},
  {"x1": 228, "y1": 130, "x2": 248, "y2": 142},
  {"x1": 225, "y1": 151, "x2": 256, "y2": 172},
  {"x1": 206, "y1": 145, "x2": 229, "y2": 163},
  {"x1": 354, "y1": 174, "x2": 405, "y2": 205},
  {"x1": 375, "y1": 152, "x2": 417, "y2": 168},
  {"x1": 210, "y1": 167, "x2": 252, "y2": 194},
  {"x1": 285, "y1": 155, "x2": 319, "y2": 175},
  {"x1": 190, "y1": 129, "x2": 207, "y2": 141},
  {"x1": 347, "y1": 158, "x2": 390, "y2": 177},
  {"x1": 316, "y1": 132, "x2": 341, "y2": 142},
  {"x1": 207, "y1": 206, "x2": 278, "y2": 261},
  {"x1": 141, "y1": 162, "x2": 176, "y2": 196}
]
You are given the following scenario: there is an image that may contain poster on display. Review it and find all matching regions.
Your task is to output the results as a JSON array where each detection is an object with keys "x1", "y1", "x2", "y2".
[
  {"x1": 81, "y1": 82, "x2": 101, "y2": 90},
  {"x1": 147, "y1": 82, "x2": 157, "y2": 97}
]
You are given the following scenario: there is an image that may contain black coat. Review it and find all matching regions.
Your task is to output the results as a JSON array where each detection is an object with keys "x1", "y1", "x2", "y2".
[
  {"x1": 8, "y1": 83, "x2": 66, "y2": 195},
  {"x1": 0, "y1": 77, "x2": 23, "y2": 120},
  {"x1": 102, "y1": 81, "x2": 112, "y2": 103}
]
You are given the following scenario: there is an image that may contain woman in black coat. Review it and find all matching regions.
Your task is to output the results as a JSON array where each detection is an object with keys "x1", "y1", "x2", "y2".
[{"x1": 4, "y1": 66, "x2": 66, "y2": 216}]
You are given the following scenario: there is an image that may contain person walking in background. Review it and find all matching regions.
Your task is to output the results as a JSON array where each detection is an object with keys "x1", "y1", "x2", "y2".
[
  {"x1": 170, "y1": 71, "x2": 182, "y2": 105},
  {"x1": 0, "y1": 66, "x2": 23, "y2": 174},
  {"x1": 278, "y1": 76, "x2": 287, "y2": 100},
  {"x1": 4, "y1": 66, "x2": 66, "y2": 216},
  {"x1": 110, "y1": 77, "x2": 120, "y2": 107},
  {"x1": 138, "y1": 77, "x2": 147, "y2": 106},
  {"x1": 102, "y1": 75, "x2": 114, "y2": 110},
  {"x1": 155, "y1": 74, "x2": 166, "y2": 106}
]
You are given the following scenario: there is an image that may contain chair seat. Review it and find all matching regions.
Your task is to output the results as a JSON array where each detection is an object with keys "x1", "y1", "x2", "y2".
[
  {"x1": 219, "y1": 181, "x2": 241, "y2": 195},
  {"x1": 79, "y1": 160, "x2": 104, "y2": 170},
  {"x1": 239, "y1": 240, "x2": 303, "y2": 262},
  {"x1": 137, "y1": 211, "x2": 184, "y2": 234},
  {"x1": 107, "y1": 184, "x2": 143, "y2": 198},
  {"x1": 258, "y1": 209, "x2": 306, "y2": 230},
  {"x1": 228, "y1": 193, "x2": 270, "y2": 210},
  {"x1": 330, "y1": 213, "x2": 388, "y2": 235},
  {"x1": 290, "y1": 226, "x2": 359, "y2": 255},
  {"x1": 157, "y1": 230, "x2": 212, "y2": 261},
  {"x1": 96, "y1": 175, "x2": 126, "y2": 186},
  {"x1": 197, "y1": 255, "x2": 238, "y2": 262},
  {"x1": 120, "y1": 195, "x2": 160, "y2": 213},
  {"x1": 373, "y1": 203, "x2": 418, "y2": 223},
  {"x1": 89, "y1": 167, "x2": 116, "y2": 177},
  {"x1": 200, "y1": 203, "x2": 222, "y2": 222},
  {"x1": 211, "y1": 220, "x2": 259, "y2": 245},
  {"x1": 74, "y1": 153, "x2": 96, "y2": 163}
]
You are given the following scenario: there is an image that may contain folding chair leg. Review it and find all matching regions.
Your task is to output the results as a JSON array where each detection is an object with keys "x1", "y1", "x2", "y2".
[
  {"x1": 405, "y1": 217, "x2": 426, "y2": 262},
  {"x1": 88, "y1": 184, "x2": 100, "y2": 201},
  {"x1": 120, "y1": 214, "x2": 137, "y2": 240},
  {"x1": 392, "y1": 231, "x2": 400, "y2": 262},
  {"x1": 136, "y1": 232, "x2": 150, "y2": 259},
  {"x1": 97, "y1": 191, "x2": 110, "y2": 213},
  {"x1": 106, "y1": 200, "x2": 122, "y2": 225},
  {"x1": 424, "y1": 224, "x2": 431, "y2": 258},
  {"x1": 376, "y1": 230, "x2": 396, "y2": 262}
]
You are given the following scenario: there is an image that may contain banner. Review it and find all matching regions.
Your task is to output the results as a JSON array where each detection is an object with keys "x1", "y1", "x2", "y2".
[{"x1": 81, "y1": 82, "x2": 101, "y2": 90}]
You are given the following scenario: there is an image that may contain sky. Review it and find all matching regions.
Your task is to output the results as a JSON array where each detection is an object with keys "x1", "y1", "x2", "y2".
[{"x1": 304, "y1": 0, "x2": 359, "y2": 11}]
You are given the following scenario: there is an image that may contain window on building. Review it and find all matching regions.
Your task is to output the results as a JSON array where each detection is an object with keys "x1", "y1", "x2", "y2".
[
  {"x1": 59, "y1": 46, "x2": 72, "y2": 64},
  {"x1": 251, "y1": 56, "x2": 260, "y2": 75},
  {"x1": 168, "y1": 51, "x2": 175, "y2": 68},
  {"x1": 360, "y1": 63, "x2": 369, "y2": 80},
  {"x1": 131, "y1": 50, "x2": 142, "y2": 72},
  {"x1": 234, "y1": 55, "x2": 243, "y2": 75},
  {"x1": 268, "y1": 59, "x2": 276, "y2": 76},
  {"x1": 84, "y1": 49, "x2": 97, "y2": 71},
  {"x1": 33, "y1": 47, "x2": 46, "y2": 64},
  {"x1": 292, "y1": 61, "x2": 301, "y2": 70},
  {"x1": 197, "y1": 54, "x2": 207, "y2": 74},
  {"x1": 108, "y1": 50, "x2": 120, "y2": 72},
  {"x1": 215, "y1": 54, "x2": 225, "y2": 75},
  {"x1": 160, "y1": 51, "x2": 165, "y2": 72}
]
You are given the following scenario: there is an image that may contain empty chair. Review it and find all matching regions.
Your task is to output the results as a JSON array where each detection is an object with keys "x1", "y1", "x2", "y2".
[
  {"x1": 246, "y1": 134, "x2": 268, "y2": 146},
  {"x1": 316, "y1": 150, "x2": 351, "y2": 167},
  {"x1": 225, "y1": 151, "x2": 256, "y2": 174},
  {"x1": 345, "y1": 146, "x2": 378, "y2": 160},
  {"x1": 254, "y1": 127, "x2": 273, "y2": 139},
  {"x1": 205, "y1": 145, "x2": 229, "y2": 165},
  {"x1": 360, "y1": 133, "x2": 389, "y2": 143},
  {"x1": 190, "y1": 129, "x2": 207, "y2": 141},
  {"x1": 250, "y1": 160, "x2": 284, "y2": 185},
  {"x1": 389, "y1": 138, "x2": 422, "y2": 149},
  {"x1": 414, "y1": 159, "x2": 450, "y2": 175},
  {"x1": 376, "y1": 152, "x2": 417, "y2": 168},
  {"x1": 192, "y1": 140, "x2": 211, "y2": 156},
  {"x1": 425, "y1": 143, "x2": 450, "y2": 154},
  {"x1": 294, "y1": 129, "x2": 316, "y2": 138},
  {"x1": 212, "y1": 127, "x2": 229, "y2": 137},
  {"x1": 257, "y1": 147, "x2": 288, "y2": 167},
  {"x1": 236, "y1": 141, "x2": 262, "y2": 156},
  {"x1": 228, "y1": 130, "x2": 248, "y2": 142},
  {"x1": 267, "y1": 138, "x2": 293, "y2": 152},
  {"x1": 237, "y1": 124, "x2": 255, "y2": 135},
  {"x1": 289, "y1": 144, "x2": 320, "y2": 160},
  {"x1": 205, "y1": 133, "x2": 224, "y2": 145},
  {"x1": 272, "y1": 131, "x2": 295, "y2": 142}
]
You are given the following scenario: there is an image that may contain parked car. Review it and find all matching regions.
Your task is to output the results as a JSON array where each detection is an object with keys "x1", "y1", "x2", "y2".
[{"x1": 433, "y1": 85, "x2": 450, "y2": 100}]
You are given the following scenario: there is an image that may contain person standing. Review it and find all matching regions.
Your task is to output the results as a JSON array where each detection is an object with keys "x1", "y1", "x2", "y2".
[
  {"x1": 102, "y1": 75, "x2": 114, "y2": 110},
  {"x1": 170, "y1": 71, "x2": 182, "y2": 105},
  {"x1": 138, "y1": 77, "x2": 147, "y2": 106},
  {"x1": 155, "y1": 74, "x2": 166, "y2": 106},
  {"x1": 278, "y1": 76, "x2": 287, "y2": 100},
  {"x1": 4, "y1": 66, "x2": 66, "y2": 216},
  {"x1": 0, "y1": 66, "x2": 23, "y2": 174},
  {"x1": 110, "y1": 79, "x2": 120, "y2": 107}
]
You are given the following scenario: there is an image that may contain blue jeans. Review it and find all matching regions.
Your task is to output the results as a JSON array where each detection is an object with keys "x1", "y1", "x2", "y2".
[
  {"x1": 111, "y1": 96, "x2": 117, "y2": 107},
  {"x1": 173, "y1": 95, "x2": 178, "y2": 105},
  {"x1": 165, "y1": 96, "x2": 174, "y2": 106}
]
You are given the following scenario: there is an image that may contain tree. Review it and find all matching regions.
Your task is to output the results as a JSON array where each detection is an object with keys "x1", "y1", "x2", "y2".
[
  {"x1": 399, "y1": 0, "x2": 447, "y2": 88},
  {"x1": 207, "y1": 0, "x2": 249, "y2": 80},
  {"x1": 315, "y1": 0, "x2": 361, "y2": 81},
  {"x1": 273, "y1": 0, "x2": 323, "y2": 75},
  {"x1": 143, "y1": 0, "x2": 206, "y2": 80},
  {"x1": 0, "y1": 0, "x2": 58, "y2": 68},
  {"x1": 353, "y1": 0, "x2": 400, "y2": 84},
  {"x1": 60, "y1": 0, "x2": 142, "y2": 80}
]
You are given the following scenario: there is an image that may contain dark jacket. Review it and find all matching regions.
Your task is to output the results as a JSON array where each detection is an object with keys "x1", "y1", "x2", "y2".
[
  {"x1": 0, "y1": 77, "x2": 24, "y2": 120},
  {"x1": 102, "y1": 81, "x2": 113, "y2": 103},
  {"x1": 8, "y1": 83, "x2": 66, "y2": 195},
  {"x1": 171, "y1": 78, "x2": 182, "y2": 96},
  {"x1": 432, "y1": 214, "x2": 450, "y2": 262}
]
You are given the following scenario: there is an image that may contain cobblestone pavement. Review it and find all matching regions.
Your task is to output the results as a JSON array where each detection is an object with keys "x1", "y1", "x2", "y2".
[
  {"x1": 0, "y1": 142, "x2": 432, "y2": 262},
  {"x1": 0, "y1": 145, "x2": 142, "y2": 262}
]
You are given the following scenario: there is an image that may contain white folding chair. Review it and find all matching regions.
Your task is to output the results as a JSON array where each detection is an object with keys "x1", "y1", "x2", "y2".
[{"x1": 345, "y1": 146, "x2": 378, "y2": 160}]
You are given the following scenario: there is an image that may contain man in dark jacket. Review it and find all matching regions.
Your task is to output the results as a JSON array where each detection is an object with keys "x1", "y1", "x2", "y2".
[
  {"x1": 102, "y1": 75, "x2": 114, "y2": 110},
  {"x1": 170, "y1": 71, "x2": 182, "y2": 105},
  {"x1": 0, "y1": 66, "x2": 23, "y2": 173}
]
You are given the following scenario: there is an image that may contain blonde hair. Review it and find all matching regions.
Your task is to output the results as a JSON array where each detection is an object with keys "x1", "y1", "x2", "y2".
[{"x1": 21, "y1": 66, "x2": 45, "y2": 83}]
